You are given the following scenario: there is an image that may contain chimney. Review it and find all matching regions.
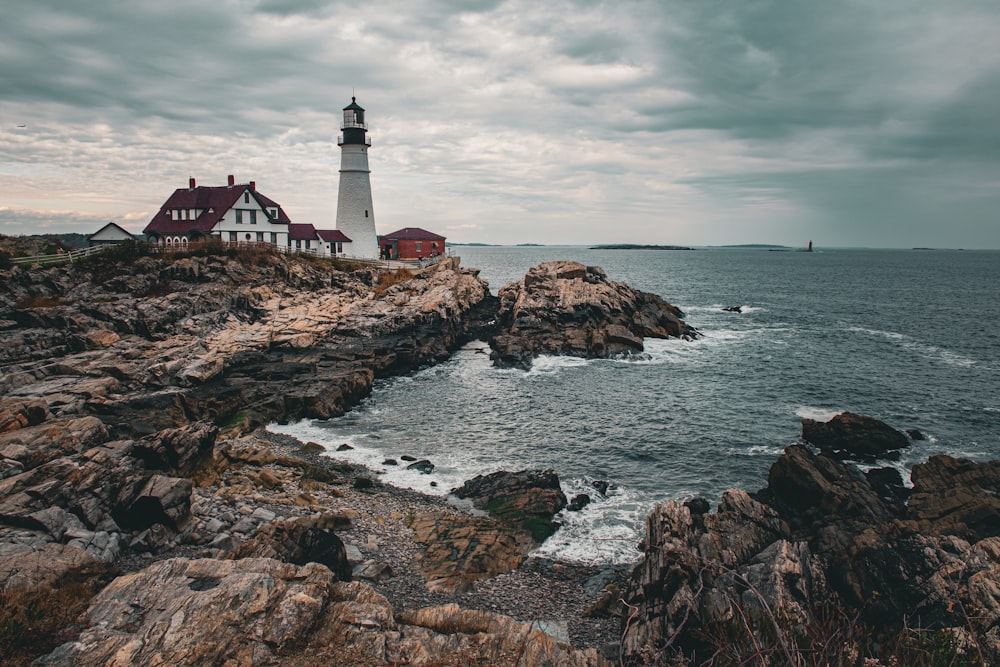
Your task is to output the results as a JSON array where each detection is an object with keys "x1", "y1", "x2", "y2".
[
  {"x1": 227, "y1": 174, "x2": 235, "y2": 187},
  {"x1": 249, "y1": 181, "x2": 256, "y2": 191},
  {"x1": 189, "y1": 177, "x2": 196, "y2": 189}
]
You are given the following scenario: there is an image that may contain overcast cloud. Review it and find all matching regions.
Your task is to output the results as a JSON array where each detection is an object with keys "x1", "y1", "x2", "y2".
[{"x1": 1, "y1": 0, "x2": 998, "y2": 247}]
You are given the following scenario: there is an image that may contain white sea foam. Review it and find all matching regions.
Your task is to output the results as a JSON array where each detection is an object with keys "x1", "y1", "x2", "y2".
[
  {"x1": 743, "y1": 444, "x2": 788, "y2": 457},
  {"x1": 267, "y1": 420, "x2": 467, "y2": 496},
  {"x1": 526, "y1": 354, "x2": 592, "y2": 376},
  {"x1": 848, "y1": 326, "x2": 976, "y2": 367},
  {"x1": 532, "y1": 479, "x2": 649, "y2": 564},
  {"x1": 848, "y1": 326, "x2": 905, "y2": 341},
  {"x1": 795, "y1": 406, "x2": 843, "y2": 422}
]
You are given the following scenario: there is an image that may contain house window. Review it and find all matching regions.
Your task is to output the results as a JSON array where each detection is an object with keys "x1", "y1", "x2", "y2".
[
  {"x1": 295, "y1": 240, "x2": 301, "y2": 249},
  {"x1": 245, "y1": 233, "x2": 251, "y2": 241},
  {"x1": 244, "y1": 192, "x2": 250, "y2": 204},
  {"x1": 181, "y1": 237, "x2": 188, "y2": 246},
  {"x1": 189, "y1": 209, "x2": 195, "y2": 220},
  {"x1": 228, "y1": 231, "x2": 237, "y2": 242},
  {"x1": 236, "y1": 210, "x2": 243, "y2": 224},
  {"x1": 270, "y1": 208, "x2": 277, "y2": 218},
  {"x1": 337, "y1": 242, "x2": 343, "y2": 253},
  {"x1": 305, "y1": 239, "x2": 310, "y2": 249},
  {"x1": 250, "y1": 210, "x2": 257, "y2": 225},
  {"x1": 181, "y1": 209, "x2": 187, "y2": 220},
  {"x1": 415, "y1": 241, "x2": 422, "y2": 252},
  {"x1": 256, "y1": 232, "x2": 264, "y2": 242},
  {"x1": 270, "y1": 232, "x2": 277, "y2": 244},
  {"x1": 165, "y1": 237, "x2": 173, "y2": 246},
  {"x1": 431, "y1": 242, "x2": 438, "y2": 251}
]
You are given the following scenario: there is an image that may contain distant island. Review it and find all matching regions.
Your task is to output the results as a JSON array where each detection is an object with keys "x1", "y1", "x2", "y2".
[
  {"x1": 446, "y1": 242, "x2": 497, "y2": 247},
  {"x1": 715, "y1": 244, "x2": 790, "y2": 249},
  {"x1": 590, "y1": 244, "x2": 695, "y2": 250}
]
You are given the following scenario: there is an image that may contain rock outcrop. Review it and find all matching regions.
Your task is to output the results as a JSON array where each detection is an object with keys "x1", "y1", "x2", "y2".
[
  {"x1": 489, "y1": 261, "x2": 697, "y2": 367},
  {"x1": 452, "y1": 469, "x2": 568, "y2": 542},
  {"x1": 39, "y1": 556, "x2": 609, "y2": 667},
  {"x1": 1, "y1": 253, "x2": 495, "y2": 436},
  {"x1": 621, "y1": 443, "x2": 1000, "y2": 664},
  {"x1": 801, "y1": 411, "x2": 911, "y2": 462}
]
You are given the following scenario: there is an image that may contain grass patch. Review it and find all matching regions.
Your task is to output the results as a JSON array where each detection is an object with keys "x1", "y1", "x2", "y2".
[{"x1": 373, "y1": 268, "x2": 414, "y2": 296}]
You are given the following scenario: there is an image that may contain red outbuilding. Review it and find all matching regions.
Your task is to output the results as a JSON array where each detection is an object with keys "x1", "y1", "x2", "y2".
[{"x1": 379, "y1": 227, "x2": 446, "y2": 260}]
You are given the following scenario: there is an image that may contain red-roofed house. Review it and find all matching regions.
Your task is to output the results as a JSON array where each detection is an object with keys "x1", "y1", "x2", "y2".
[
  {"x1": 379, "y1": 227, "x2": 446, "y2": 260},
  {"x1": 144, "y1": 175, "x2": 293, "y2": 248},
  {"x1": 144, "y1": 175, "x2": 360, "y2": 257}
]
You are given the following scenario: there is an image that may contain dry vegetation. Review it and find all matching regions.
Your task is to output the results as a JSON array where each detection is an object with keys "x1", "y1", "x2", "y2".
[
  {"x1": 0, "y1": 567, "x2": 117, "y2": 667},
  {"x1": 374, "y1": 268, "x2": 415, "y2": 295}
]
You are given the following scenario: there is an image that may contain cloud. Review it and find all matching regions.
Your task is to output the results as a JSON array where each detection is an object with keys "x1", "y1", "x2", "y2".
[{"x1": 1, "y1": 0, "x2": 999, "y2": 247}]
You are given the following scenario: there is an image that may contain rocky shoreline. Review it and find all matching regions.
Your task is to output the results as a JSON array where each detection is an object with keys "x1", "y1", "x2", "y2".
[
  {"x1": 1, "y1": 245, "x2": 698, "y2": 665},
  {"x1": 5, "y1": 241, "x2": 1000, "y2": 665}
]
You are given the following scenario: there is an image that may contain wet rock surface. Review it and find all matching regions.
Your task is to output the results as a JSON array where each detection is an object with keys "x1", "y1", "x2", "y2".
[
  {"x1": 489, "y1": 260, "x2": 697, "y2": 368},
  {"x1": 801, "y1": 410, "x2": 911, "y2": 462},
  {"x1": 622, "y1": 442, "x2": 1000, "y2": 664},
  {"x1": 452, "y1": 469, "x2": 568, "y2": 542}
]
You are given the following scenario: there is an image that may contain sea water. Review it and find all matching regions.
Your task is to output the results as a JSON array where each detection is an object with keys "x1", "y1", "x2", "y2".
[{"x1": 269, "y1": 246, "x2": 1000, "y2": 564}]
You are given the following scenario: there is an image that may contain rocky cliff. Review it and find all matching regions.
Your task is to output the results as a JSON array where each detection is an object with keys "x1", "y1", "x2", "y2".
[
  {"x1": 621, "y1": 433, "x2": 1000, "y2": 665},
  {"x1": 490, "y1": 261, "x2": 697, "y2": 368},
  {"x1": 0, "y1": 247, "x2": 624, "y2": 666}
]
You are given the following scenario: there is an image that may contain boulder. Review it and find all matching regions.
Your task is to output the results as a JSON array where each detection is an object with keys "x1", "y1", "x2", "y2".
[
  {"x1": 801, "y1": 411, "x2": 910, "y2": 462},
  {"x1": 621, "y1": 445, "x2": 1000, "y2": 664},
  {"x1": 409, "y1": 511, "x2": 525, "y2": 593},
  {"x1": 452, "y1": 469, "x2": 567, "y2": 542},
  {"x1": 233, "y1": 514, "x2": 351, "y2": 581},
  {"x1": 406, "y1": 458, "x2": 434, "y2": 474},
  {"x1": 568, "y1": 493, "x2": 591, "y2": 512},
  {"x1": 39, "y1": 558, "x2": 610, "y2": 666},
  {"x1": 908, "y1": 455, "x2": 1000, "y2": 541},
  {"x1": 489, "y1": 261, "x2": 697, "y2": 367}
]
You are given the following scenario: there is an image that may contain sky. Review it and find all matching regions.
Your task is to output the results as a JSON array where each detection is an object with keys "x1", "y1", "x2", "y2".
[{"x1": 1, "y1": 0, "x2": 998, "y2": 248}]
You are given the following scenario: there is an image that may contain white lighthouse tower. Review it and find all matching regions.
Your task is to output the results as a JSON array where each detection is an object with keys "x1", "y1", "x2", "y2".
[{"x1": 335, "y1": 97, "x2": 378, "y2": 258}]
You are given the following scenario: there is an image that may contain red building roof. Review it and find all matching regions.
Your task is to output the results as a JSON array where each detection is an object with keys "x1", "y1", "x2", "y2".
[
  {"x1": 317, "y1": 229, "x2": 352, "y2": 242},
  {"x1": 287, "y1": 223, "x2": 318, "y2": 240},
  {"x1": 143, "y1": 177, "x2": 291, "y2": 236},
  {"x1": 380, "y1": 227, "x2": 446, "y2": 241}
]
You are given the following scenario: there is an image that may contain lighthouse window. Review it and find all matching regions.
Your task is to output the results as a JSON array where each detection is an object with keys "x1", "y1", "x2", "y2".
[{"x1": 365, "y1": 210, "x2": 369, "y2": 218}]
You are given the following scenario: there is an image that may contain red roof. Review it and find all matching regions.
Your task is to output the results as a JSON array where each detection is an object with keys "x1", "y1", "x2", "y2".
[
  {"x1": 380, "y1": 227, "x2": 446, "y2": 241},
  {"x1": 287, "y1": 223, "x2": 318, "y2": 240},
  {"x1": 317, "y1": 229, "x2": 352, "y2": 242},
  {"x1": 143, "y1": 181, "x2": 291, "y2": 236}
]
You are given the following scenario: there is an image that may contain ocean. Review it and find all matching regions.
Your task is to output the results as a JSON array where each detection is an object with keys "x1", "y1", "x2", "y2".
[{"x1": 270, "y1": 246, "x2": 1000, "y2": 564}]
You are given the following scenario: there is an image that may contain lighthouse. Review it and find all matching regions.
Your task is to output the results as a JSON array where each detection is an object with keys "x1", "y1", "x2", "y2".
[{"x1": 335, "y1": 97, "x2": 379, "y2": 258}]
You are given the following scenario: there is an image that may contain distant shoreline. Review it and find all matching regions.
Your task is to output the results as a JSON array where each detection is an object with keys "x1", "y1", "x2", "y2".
[{"x1": 588, "y1": 244, "x2": 695, "y2": 251}]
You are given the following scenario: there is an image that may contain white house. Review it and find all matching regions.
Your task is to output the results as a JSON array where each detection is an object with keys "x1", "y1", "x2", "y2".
[
  {"x1": 143, "y1": 175, "x2": 292, "y2": 248},
  {"x1": 89, "y1": 221, "x2": 137, "y2": 247},
  {"x1": 143, "y1": 175, "x2": 361, "y2": 257},
  {"x1": 287, "y1": 223, "x2": 354, "y2": 257}
]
